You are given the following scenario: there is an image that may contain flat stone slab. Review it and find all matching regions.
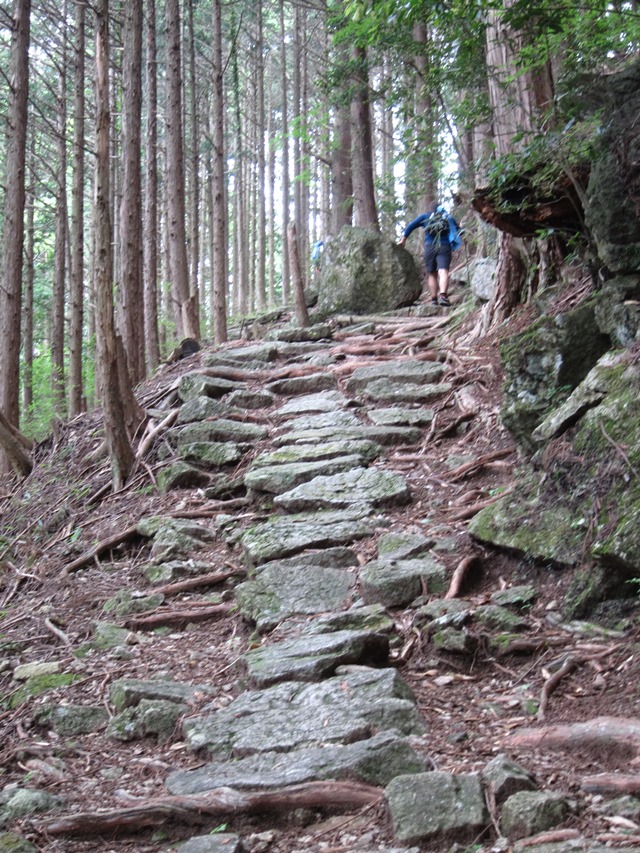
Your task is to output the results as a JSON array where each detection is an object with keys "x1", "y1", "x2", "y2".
[
  {"x1": 386, "y1": 771, "x2": 489, "y2": 845},
  {"x1": 245, "y1": 629, "x2": 389, "y2": 687},
  {"x1": 109, "y1": 678, "x2": 210, "y2": 711},
  {"x1": 360, "y1": 557, "x2": 447, "y2": 607},
  {"x1": 244, "y1": 455, "x2": 368, "y2": 495},
  {"x1": 176, "y1": 834, "x2": 242, "y2": 853},
  {"x1": 137, "y1": 517, "x2": 217, "y2": 562},
  {"x1": 273, "y1": 425, "x2": 421, "y2": 447},
  {"x1": 166, "y1": 731, "x2": 429, "y2": 793},
  {"x1": 278, "y1": 411, "x2": 362, "y2": 432},
  {"x1": 183, "y1": 668, "x2": 421, "y2": 756},
  {"x1": 181, "y1": 442, "x2": 246, "y2": 468},
  {"x1": 203, "y1": 343, "x2": 279, "y2": 366},
  {"x1": 303, "y1": 603, "x2": 394, "y2": 636},
  {"x1": 368, "y1": 408, "x2": 435, "y2": 427},
  {"x1": 235, "y1": 563, "x2": 356, "y2": 631},
  {"x1": 241, "y1": 508, "x2": 380, "y2": 565},
  {"x1": 225, "y1": 389, "x2": 276, "y2": 410},
  {"x1": 345, "y1": 360, "x2": 445, "y2": 393},
  {"x1": 378, "y1": 532, "x2": 434, "y2": 560},
  {"x1": 178, "y1": 373, "x2": 245, "y2": 402},
  {"x1": 174, "y1": 419, "x2": 268, "y2": 447},
  {"x1": 273, "y1": 467, "x2": 411, "y2": 512},
  {"x1": 265, "y1": 373, "x2": 338, "y2": 396},
  {"x1": 177, "y1": 397, "x2": 229, "y2": 424},
  {"x1": 277, "y1": 391, "x2": 348, "y2": 416},
  {"x1": 251, "y1": 439, "x2": 382, "y2": 469},
  {"x1": 360, "y1": 379, "x2": 453, "y2": 403}
]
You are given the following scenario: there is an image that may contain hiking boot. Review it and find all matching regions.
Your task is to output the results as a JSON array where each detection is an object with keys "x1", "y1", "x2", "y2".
[
  {"x1": 430, "y1": 298, "x2": 439, "y2": 306},
  {"x1": 438, "y1": 293, "x2": 451, "y2": 307}
]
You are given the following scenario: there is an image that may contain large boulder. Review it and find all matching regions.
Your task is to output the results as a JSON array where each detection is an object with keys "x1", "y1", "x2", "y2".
[
  {"x1": 500, "y1": 298, "x2": 609, "y2": 447},
  {"x1": 317, "y1": 227, "x2": 422, "y2": 315}
]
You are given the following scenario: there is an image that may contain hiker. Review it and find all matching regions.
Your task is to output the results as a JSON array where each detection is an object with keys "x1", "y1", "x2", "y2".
[
  {"x1": 398, "y1": 203, "x2": 462, "y2": 307},
  {"x1": 311, "y1": 239, "x2": 324, "y2": 272}
]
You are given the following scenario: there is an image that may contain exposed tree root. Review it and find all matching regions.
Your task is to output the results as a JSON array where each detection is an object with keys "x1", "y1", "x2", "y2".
[
  {"x1": 506, "y1": 717, "x2": 640, "y2": 755},
  {"x1": 124, "y1": 602, "x2": 232, "y2": 630},
  {"x1": 60, "y1": 525, "x2": 140, "y2": 577},
  {"x1": 447, "y1": 448, "x2": 514, "y2": 482},
  {"x1": 518, "y1": 829, "x2": 581, "y2": 847},
  {"x1": 582, "y1": 774, "x2": 640, "y2": 794},
  {"x1": 445, "y1": 555, "x2": 480, "y2": 599},
  {"x1": 537, "y1": 655, "x2": 579, "y2": 721},
  {"x1": 151, "y1": 568, "x2": 246, "y2": 597},
  {"x1": 446, "y1": 487, "x2": 514, "y2": 521},
  {"x1": 37, "y1": 781, "x2": 383, "y2": 837}
]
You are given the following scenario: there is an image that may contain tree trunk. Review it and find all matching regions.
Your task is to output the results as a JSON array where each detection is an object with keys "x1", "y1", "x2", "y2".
[
  {"x1": 186, "y1": 0, "x2": 200, "y2": 317},
  {"x1": 52, "y1": 5, "x2": 68, "y2": 415},
  {"x1": 332, "y1": 95, "x2": 353, "y2": 233},
  {"x1": 94, "y1": 0, "x2": 135, "y2": 491},
  {"x1": 0, "y1": 409, "x2": 32, "y2": 477},
  {"x1": 0, "y1": 0, "x2": 31, "y2": 455},
  {"x1": 350, "y1": 44, "x2": 379, "y2": 230},
  {"x1": 165, "y1": 0, "x2": 198, "y2": 339},
  {"x1": 120, "y1": 0, "x2": 145, "y2": 383},
  {"x1": 288, "y1": 223, "x2": 310, "y2": 328},
  {"x1": 23, "y1": 125, "x2": 35, "y2": 417},
  {"x1": 279, "y1": 0, "x2": 290, "y2": 303},
  {"x1": 412, "y1": 23, "x2": 437, "y2": 212},
  {"x1": 211, "y1": 0, "x2": 228, "y2": 343},
  {"x1": 69, "y1": 0, "x2": 86, "y2": 416},
  {"x1": 144, "y1": 0, "x2": 161, "y2": 370},
  {"x1": 255, "y1": 3, "x2": 267, "y2": 311}
]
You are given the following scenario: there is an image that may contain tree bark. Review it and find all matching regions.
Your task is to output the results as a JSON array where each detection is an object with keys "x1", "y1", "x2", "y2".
[
  {"x1": 94, "y1": 0, "x2": 135, "y2": 491},
  {"x1": 211, "y1": 0, "x2": 228, "y2": 343},
  {"x1": 52, "y1": 4, "x2": 68, "y2": 414},
  {"x1": 69, "y1": 0, "x2": 86, "y2": 416},
  {"x1": 120, "y1": 0, "x2": 145, "y2": 383},
  {"x1": 350, "y1": 44, "x2": 379, "y2": 230},
  {"x1": 288, "y1": 222, "x2": 310, "y2": 328},
  {"x1": 165, "y1": 0, "x2": 198, "y2": 339},
  {"x1": 279, "y1": 0, "x2": 291, "y2": 303},
  {"x1": 0, "y1": 409, "x2": 32, "y2": 477},
  {"x1": 144, "y1": 0, "x2": 161, "y2": 371},
  {"x1": 0, "y1": 0, "x2": 31, "y2": 453}
]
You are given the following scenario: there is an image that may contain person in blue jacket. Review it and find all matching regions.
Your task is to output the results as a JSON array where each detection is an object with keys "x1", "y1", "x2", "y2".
[{"x1": 399, "y1": 203, "x2": 462, "y2": 307}]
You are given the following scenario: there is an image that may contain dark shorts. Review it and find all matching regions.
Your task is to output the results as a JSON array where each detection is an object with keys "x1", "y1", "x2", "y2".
[{"x1": 424, "y1": 243, "x2": 452, "y2": 274}]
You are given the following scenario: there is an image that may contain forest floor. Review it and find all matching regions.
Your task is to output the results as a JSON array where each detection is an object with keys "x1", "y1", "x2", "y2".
[{"x1": 1, "y1": 278, "x2": 639, "y2": 853}]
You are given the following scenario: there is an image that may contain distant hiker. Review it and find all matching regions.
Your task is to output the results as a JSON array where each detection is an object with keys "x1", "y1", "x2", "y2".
[
  {"x1": 311, "y1": 239, "x2": 324, "y2": 272},
  {"x1": 399, "y1": 203, "x2": 462, "y2": 307}
]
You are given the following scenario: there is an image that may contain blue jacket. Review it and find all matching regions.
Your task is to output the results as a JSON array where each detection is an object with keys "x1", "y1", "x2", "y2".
[{"x1": 404, "y1": 207, "x2": 462, "y2": 251}]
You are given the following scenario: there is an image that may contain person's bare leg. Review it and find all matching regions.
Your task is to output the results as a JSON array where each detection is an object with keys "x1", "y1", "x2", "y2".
[
  {"x1": 438, "y1": 268, "x2": 450, "y2": 296},
  {"x1": 428, "y1": 272, "x2": 438, "y2": 300}
]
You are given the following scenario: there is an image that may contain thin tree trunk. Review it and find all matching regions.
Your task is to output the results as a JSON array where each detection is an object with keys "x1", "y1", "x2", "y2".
[
  {"x1": 186, "y1": 0, "x2": 200, "y2": 319},
  {"x1": 23, "y1": 124, "x2": 35, "y2": 417},
  {"x1": 211, "y1": 0, "x2": 227, "y2": 343},
  {"x1": 0, "y1": 0, "x2": 31, "y2": 454},
  {"x1": 144, "y1": 0, "x2": 161, "y2": 370},
  {"x1": 120, "y1": 0, "x2": 145, "y2": 383},
  {"x1": 279, "y1": 0, "x2": 290, "y2": 304},
  {"x1": 52, "y1": 3, "x2": 68, "y2": 414},
  {"x1": 165, "y1": 0, "x2": 198, "y2": 339},
  {"x1": 94, "y1": 0, "x2": 135, "y2": 490},
  {"x1": 412, "y1": 23, "x2": 437, "y2": 212},
  {"x1": 255, "y1": 3, "x2": 266, "y2": 311},
  {"x1": 350, "y1": 44, "x2": 378, "y2": 230},
  {"x1": 69, "y1": 0, "x2": 86, "y2": 416},
  {"x1": 288, "y1": 222, "x2": 310, "y2": 328}
]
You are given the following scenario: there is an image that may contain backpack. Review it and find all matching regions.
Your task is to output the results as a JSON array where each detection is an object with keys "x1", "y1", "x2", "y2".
[{"x1": 424, "y1": 210, "x2": 449, "y2": 242}]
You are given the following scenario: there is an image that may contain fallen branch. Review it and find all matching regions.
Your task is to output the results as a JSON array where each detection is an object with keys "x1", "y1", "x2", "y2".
[
  {"x1": 537, "y1": 655, "x2": 579, "y2": 721},
  {"x1": 444, "y1": 555, "x2": 480, "y2": 599},
  {"x1": 151, "y1": 568, "x2": 246, "y2": 598},
  {"x1": 60, "y1": 525, "x2": 140, "y2": 577},
  {"x1": 446, "y1": 487, "x2": 514, "y2": 521},
  {"x1": 135, "y1": 408, "x2": 180, "y2": 460},
  {"x1": 37, "y1": 780, "x2": 383, "y2": 837},
  {"x1": 433, "y1": 410, "x2": 476, "y2": 440},
  {"x1": 124, "y1": 603, "x2": 232, "y2": 630},
  {"x1": 518, "y1": 829, "x2": 581, "y2": 848},
  {"x1": 582, "y1": 774, "x2": 640, "y2": 795},
  {"x1": 506, "y1": 717, "x2": 640, "y2": 755},
  {"x1": 44, "y1": 618, "x2": 73, "y2": 648},
  {"x1": 448, "y1": 448, "x2": 514, "y2": 482}
]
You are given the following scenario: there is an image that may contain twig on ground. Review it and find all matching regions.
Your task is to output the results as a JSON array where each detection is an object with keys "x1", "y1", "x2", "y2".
[
  {"x1": 151, "y1": 567, "x2": 246, "y2": 597},
  {"x1": 44, "y1": 617, "x2": 73, "y2": 648},
  {"x1": 445, "y1": 487, "x2": 514, "y2": 521},
  {"x1": 123, "y1": 602, "x2": 232, "y2": 630}
]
